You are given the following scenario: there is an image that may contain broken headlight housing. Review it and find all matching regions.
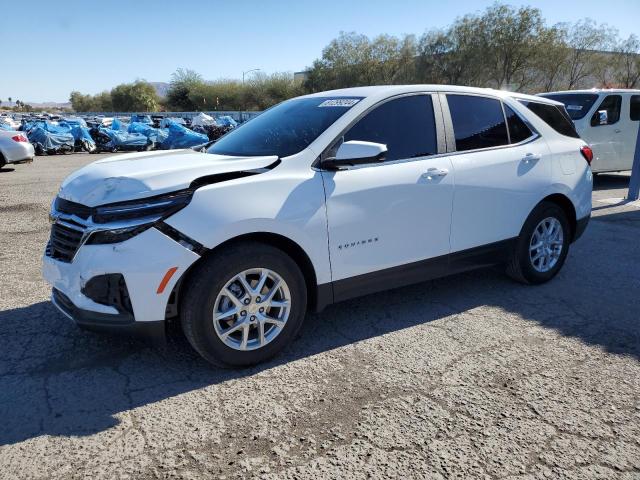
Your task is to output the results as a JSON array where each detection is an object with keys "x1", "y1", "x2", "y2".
[{"x1": 86, "y1": 189, "x2": 193, "y2": 245}]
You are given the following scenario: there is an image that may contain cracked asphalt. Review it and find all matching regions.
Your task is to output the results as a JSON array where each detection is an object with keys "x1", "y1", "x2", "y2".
[{"x1": 1, "y1": 154, "x2": 640, "y2": 479}]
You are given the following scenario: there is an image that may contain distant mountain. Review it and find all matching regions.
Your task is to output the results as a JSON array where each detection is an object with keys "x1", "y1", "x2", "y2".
[
  {"x1": 1, "y1": 81, "x2": 169, "y2": 109},
  {"x1": 1, "y1": 100, "x2": 71, "y2": 109},
  {"x1": 149, "y1": 82, "x2": 170, "y2": 98}
]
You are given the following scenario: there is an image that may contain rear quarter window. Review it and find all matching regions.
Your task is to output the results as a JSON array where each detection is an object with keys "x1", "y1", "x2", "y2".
[{"x1": 519, "y1": 101, "x2": 580, "y2": 139}]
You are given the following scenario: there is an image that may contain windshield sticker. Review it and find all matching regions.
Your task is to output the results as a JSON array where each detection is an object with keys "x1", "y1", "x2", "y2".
[
  {"x1": 566, "y1": 105, "x2": 583, "y2": 110},
  {"x1": 318, "y1": 99, "x2": 360, "y2": 108}
]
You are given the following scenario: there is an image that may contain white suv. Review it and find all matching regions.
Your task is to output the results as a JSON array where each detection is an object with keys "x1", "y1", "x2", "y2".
[
  {"x1": 43, "y1": 86, "x2": 593, "y2": 367},
  {"x1": 540, "y1": 89, "x2": 640, "y2": 173}
]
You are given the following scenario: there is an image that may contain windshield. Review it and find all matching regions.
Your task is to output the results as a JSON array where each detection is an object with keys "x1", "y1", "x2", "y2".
[
  {"x1": 207, "y1": 96, "x2": 362, "y2": 158},
  {"x1": 539, "y1": 93, "x2": 599, "y2": 120}
]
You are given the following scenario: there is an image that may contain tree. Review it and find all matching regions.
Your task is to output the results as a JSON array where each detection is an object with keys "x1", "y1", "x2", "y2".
[
  {"x1": 417, "y1": 18, "x2": 487, "y2": 86},
  {"x1": 304, "y1": 32, "x2": 419, "y2": 91},
  {"x1": 167, "y1": 68, "x2": 204, "y2": 111},
  {"x1": 110, "y1": 81, "x2": 159, "y2": 112},
  {"x1": 532, "y1": 24, "x2": 571, "y2": 92},
  {"x1": 476, "y1": 4, "x2": 550, "y2": 90},
  {"x1": 613, "y1": 35, "x2": 640, "y2": 88},
  {"x1": 565, "y1": 19, "x2": 616, "y2": 89}
]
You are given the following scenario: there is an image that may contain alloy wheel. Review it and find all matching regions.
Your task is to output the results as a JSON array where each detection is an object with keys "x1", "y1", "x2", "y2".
[
  {"x1": 212, "y1": 268, "x2": 291, "y2": 351},
  {"x1": 529, "y1": 217, "x2": 564, "y2": 273}
]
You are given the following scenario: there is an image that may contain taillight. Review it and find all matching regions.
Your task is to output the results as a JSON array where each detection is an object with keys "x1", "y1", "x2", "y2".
[
  {"x1": 580, "y1": 145, "x2": 593, "y2": 166},
  {"x1": 11, "y1": 134, "x2": 28, "y2": 143}
]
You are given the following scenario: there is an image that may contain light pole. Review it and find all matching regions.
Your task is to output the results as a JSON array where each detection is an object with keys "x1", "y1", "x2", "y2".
[{"x1": 241, "y1": 68, "x2": 260, "y2": 121}]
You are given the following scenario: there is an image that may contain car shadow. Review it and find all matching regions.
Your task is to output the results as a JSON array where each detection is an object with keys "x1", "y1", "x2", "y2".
[
  {"x1": 0, "y1": 167, "x2": 16, "y2": 173},
  {"x1": 593, "y1": 173, "x2": 629, "y2": 191},
  {"x1": 1, "y1": 207, "x2": 639, "y2": 447}
]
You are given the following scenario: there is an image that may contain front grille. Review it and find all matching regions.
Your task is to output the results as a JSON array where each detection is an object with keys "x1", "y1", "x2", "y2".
[
  {"x1": 48, "y1": 222, "x2": 85, "y2": 262},
  {"x1": 54, "y1": 197, "x2": 93, "y2": 220}
]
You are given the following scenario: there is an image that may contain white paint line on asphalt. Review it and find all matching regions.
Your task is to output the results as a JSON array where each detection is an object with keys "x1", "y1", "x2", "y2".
[{"x1": 596, "y1": 197, "x2": 640, "y2": 208}]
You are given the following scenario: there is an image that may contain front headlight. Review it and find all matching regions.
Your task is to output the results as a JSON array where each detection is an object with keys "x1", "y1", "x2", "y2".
[
  {"x1": 92, "y1": 189, "x2": 193, "y2": 223},
  {"x1": 85, "y1": 189, "x2": 193, "y2": 245}
]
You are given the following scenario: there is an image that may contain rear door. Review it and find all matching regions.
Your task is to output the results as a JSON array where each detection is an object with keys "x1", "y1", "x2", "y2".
[
  {"x1": 322, "y1": 94, "x2": 454, "y2": 291},
  {"x1": 623, "y1": 94, "x2": 640, "y2": 168},
  {"x1": 443, "y1": 94, "x2": 551, "y2": 253}
]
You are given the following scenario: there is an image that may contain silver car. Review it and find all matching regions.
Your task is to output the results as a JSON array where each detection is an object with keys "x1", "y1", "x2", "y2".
[{"x1": 0, "y1": 130, "x2": 35, "y2": 168}]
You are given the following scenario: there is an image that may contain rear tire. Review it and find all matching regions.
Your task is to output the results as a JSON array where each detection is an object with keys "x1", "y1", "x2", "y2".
[
  {"x1": 180, "y1": 241, "x2": 307, "y2": 368},
  {"x1": 506, "y1": 201, "x2": 571, "y2": 285}
]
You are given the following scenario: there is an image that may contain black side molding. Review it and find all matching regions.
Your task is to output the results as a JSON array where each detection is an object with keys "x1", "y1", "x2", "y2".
[
  {"x1": 326, "y1": 238, "x2": 516, "y2": 306},
  {"x1": 155, "y1": 222, "x2": 207, "y2": 256}
]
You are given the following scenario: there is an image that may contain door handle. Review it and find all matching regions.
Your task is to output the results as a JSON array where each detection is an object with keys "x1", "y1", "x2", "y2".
[
  {"x1": 614, "y1": 129, "x2": 622, "y2": 133},
  {"x1": 522, "y1": 153, "x2": 541, "y2": 163},
  {"x1": 422, "y1": 168, "x2": 449, "y2": 179}
]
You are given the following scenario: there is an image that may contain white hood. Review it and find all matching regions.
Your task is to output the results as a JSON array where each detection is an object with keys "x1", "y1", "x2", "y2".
[{"x1": 58, "y1": 149, "x2": 278, "y2": 206}]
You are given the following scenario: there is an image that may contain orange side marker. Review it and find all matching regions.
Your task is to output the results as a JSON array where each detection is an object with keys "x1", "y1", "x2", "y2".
[{"x1": 157, "y1": 267, "x2": 178, "y2": 294}]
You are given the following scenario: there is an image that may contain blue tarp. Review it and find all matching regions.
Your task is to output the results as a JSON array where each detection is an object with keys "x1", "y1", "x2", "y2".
[
  {"x1": 128, "y1": 122, "x2": 169, "y2": 145},
  {"x1": 60, "y1": 117, "x2": 87, "y2": 128},
  {"x1": 130, "y1": 114, "x2": 152, "y2": 124},
  {"x1": 111, "y1": 118, "x2": 129, "y2": 131},
  {"x1": 27, "y1": 125, "x2": 74, "y2": 152},
  {"x1": 161, "y1": 120, "x2": 208, "y2": 149},
  {"x1": 100, "y1": 127, "x2": 148, "y2": 148},
  {"x1": 69, "y1": 125, "x2": 97, "y2": 152},
  {"x1": 216, "y1": 115, "x2": 238, "y2": 128}
]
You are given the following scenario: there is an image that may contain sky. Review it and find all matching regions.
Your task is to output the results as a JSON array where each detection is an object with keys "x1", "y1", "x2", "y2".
[{"x1": 1, "y1": 0, "x2": 639, "y2": 103}]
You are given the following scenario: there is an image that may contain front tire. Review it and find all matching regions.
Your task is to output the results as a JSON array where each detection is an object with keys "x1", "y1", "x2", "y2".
[
  {"x1": 506, "y1": 201, "x2": 571, "y2": 284},
  {"x1": 180, "y1": 242, "x2": 307, "y2": 367}
]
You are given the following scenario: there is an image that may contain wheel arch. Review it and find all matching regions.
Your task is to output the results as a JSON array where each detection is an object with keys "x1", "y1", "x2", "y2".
[
  {"x1": 537, "y1": 193, "x2": 577, "y2": 241},
  {"x1": 166, "y1": 232, "x2": 324, "y2": 321}
]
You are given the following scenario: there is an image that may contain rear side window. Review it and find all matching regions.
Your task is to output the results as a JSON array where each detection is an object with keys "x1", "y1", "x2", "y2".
[
  {"x1": 520, "y1": 101, "x2": 580, "y2": 138},
  {"x1": 590, "y1": 95, "x2": 622, "y2": 126},
  {"x1": 504, "y1": 105, "x2": 534, "y2": 144},
  {"x1": 446, "y1": 95, "x2": 509, "y2": 151},
  {"x1": 539, "y1": 93, "x2": 598, "y2": 120},
  {"x1": 344, "y1": 95, "x2": 437, "y2": 161},
  {"x1": 631, "y1": 95, "x2": 640, "y2": 121}
]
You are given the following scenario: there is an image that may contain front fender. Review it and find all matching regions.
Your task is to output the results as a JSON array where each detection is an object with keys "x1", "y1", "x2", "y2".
[{"x1": 164, "y1": 168, "x2": 331, "y2": 284}]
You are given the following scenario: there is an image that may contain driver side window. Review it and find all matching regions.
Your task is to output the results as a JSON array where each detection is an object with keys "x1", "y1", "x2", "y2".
[
  {"x1": 590, "y1": 95, "x2": 622, "y2": 126},
  {"x1": 344, "y1": 95, "x2": 438, "y2": 162}
]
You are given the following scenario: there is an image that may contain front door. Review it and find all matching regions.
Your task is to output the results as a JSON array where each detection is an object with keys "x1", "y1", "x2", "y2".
[
  {"x1": 587, "y1": 94, "x2": 624, "y2": 171},
  {"x1": 321, "y1": 94, "x2": 454, "y2": 294}
]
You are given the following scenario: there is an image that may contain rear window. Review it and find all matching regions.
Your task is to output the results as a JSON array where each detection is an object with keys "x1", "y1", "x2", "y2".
[
  {"x1": 519, "y1": 100, "x2": 580, "y2": 138},
  {"x1": 630, "y1": 95, "x2": 640, "y2": 121},
  {"x1": 446, "y1": 94, "x2": 509, "y2": 151},
  {"x1": 539, "y1": 93, "x2": 598, "y2": 120}
]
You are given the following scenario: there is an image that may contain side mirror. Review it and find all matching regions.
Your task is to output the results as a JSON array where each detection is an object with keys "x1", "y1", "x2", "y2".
[
  {"x1": 598, "y1": 110, "x2": 609, "y2": 125},
  {"x1": 323, "y1": 140, "x2": 387, "y2": 170}
]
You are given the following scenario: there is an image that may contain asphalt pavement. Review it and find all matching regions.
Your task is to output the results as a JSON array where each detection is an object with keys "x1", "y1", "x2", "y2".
[{"x1": 1, "y1": 154, "x2": 639, "y2": 479}]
